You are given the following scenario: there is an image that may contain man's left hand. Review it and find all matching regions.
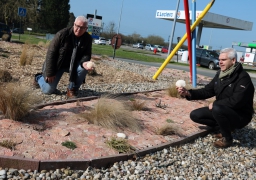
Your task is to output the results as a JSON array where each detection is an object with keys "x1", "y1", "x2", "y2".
[{"x1": 209, "y1": 102, "x2": 213, "y2": 110}]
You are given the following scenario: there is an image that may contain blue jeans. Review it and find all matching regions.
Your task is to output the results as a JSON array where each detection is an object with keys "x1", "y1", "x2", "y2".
[{"x1": 37, "y1": 64, "x2": 87, "y2": 94}]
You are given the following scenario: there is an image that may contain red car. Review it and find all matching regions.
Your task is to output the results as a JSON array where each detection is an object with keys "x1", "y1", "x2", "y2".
[{"x1": 161, "y1": 46, "x2": 168, "y2": 53}]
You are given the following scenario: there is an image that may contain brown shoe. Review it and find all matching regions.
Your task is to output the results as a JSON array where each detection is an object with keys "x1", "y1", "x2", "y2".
[
  {"x1": 67, "y1": 88, "x2": 78, "y2": 98},
  {"x1": 214, "y1": 133, "x2": 222, "y2": 139},
  {"x1": 213, "y1": 137, "x2": 233, "y2": 148}
]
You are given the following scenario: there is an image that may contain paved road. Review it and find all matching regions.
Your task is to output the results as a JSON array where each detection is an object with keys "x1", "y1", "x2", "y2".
[{"x1": 116, "y1": 57, "x2": 256, "y2": 87}]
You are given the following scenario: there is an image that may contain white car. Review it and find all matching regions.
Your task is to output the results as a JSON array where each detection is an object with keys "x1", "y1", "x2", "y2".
[
  {"x1": 178, "y1": 49, "x2": 185, "y2": 56},
  {"x1": 94, "y1": 37, "x2": 106, "y2": 45},
  {"x1": 132, "y1": 43, "x2": 144, "y2": 49}
]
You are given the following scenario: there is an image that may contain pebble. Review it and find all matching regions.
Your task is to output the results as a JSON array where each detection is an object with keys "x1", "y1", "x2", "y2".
[{"x1": 1, "y1": 59, "x2": 256, "y2": 179}]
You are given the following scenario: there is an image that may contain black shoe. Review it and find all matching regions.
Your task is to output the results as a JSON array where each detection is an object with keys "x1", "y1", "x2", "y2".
[{"x1": 33, "y1": 73, "x2": 42, "y2": 89}]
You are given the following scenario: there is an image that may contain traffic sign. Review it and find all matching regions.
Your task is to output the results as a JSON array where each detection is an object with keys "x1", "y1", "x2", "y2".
[
  {"x1": 18, "y1": 7, "x2": 27, "y2": 17},
  {"x1": 111, "y1": 34, "x2": 122, "y2": 49}
]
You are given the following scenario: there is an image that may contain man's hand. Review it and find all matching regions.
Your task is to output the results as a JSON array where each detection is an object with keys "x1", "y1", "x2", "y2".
[
  {"x1": 209, "y1": 102, "x2": 213, "y2": 110},
  {"x1": 82, "y1": 61, "x2": 95, "y2": 71},
  {"x1": 45, "y1": 76, "x2": 56, "y2": 83},
  {"x1": 176, "y1": 87, "x2": 190, "y2": 97}
]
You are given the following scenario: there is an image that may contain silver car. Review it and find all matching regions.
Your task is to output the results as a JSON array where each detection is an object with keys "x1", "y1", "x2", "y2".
[
  {"x1": 145, "y1": 44, "x2": 155, "y2": 51},
  {"x1": 132, "y1": 43, "x2": 144, "y2": 49}
]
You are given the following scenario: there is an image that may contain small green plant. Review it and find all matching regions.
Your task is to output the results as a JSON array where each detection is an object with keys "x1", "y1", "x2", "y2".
[
  {"x1": 0, "y1": 140, "x2": 17, "y2": 150},
  {"x1": 106, "y1": 137, "x2": 135, "y2": 153},
  {"x1": 0, "y1": 54, "x2": 9, "y2": 58},
  {"x1": 61, "y1": 141, "x2": 77, "y2": 150},
  {"x1": 166, "y1": 119, "x2": 174, "y2": 123}
]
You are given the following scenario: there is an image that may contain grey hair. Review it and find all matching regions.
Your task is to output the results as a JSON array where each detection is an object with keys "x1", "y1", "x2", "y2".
[
  {"x1": 220, "y1": 48, "x2": 237, "y2": 61},
  {"x1": 75, "y1": 16, "x2": 88, "y2": 26}
]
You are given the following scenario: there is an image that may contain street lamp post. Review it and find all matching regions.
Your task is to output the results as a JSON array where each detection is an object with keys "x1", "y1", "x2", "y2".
[{"x1": 113, "y1": 0, "x2": 124, "y2": 59}]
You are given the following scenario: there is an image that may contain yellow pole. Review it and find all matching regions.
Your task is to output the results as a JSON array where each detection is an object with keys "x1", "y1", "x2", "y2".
[{"x1": 152, "y1": 0, "x2": 215, "y2": 80}]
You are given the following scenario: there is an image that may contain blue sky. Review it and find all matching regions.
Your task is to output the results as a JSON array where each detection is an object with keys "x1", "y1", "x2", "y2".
[{"x1": 69, "y1": 0, "x2": 255, "y2": 51}]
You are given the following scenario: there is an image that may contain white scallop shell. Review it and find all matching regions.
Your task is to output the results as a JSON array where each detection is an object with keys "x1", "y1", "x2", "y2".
[
  {"x1": 87, "y1": 61, "x2": 95, "y2": 68},
  {"x1": 116, "y1": 133, "x2": 126, "y2": 139},
  {"x1": 176, "y1": 80, "x2": 186, "y2": 87}
]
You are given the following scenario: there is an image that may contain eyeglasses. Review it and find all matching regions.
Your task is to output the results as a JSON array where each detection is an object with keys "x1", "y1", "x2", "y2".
[{"x1": 74, "y1": 23, "x2": 87, "y2": 30}]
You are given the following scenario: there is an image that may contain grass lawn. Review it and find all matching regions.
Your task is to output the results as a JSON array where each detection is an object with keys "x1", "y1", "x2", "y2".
[{"x1": 10, "y1": 34, "x2": 256, "y2": 74}]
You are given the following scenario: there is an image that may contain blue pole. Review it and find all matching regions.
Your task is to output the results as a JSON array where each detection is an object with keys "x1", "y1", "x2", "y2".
[{"x1": 192, "y1": 0, "x2": 197, "y2": 88}]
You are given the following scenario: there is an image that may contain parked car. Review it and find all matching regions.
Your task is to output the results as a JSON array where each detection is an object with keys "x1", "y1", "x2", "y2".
[
  {"x1": 94, "y1": 37, "x2": 106, "y2": 45},
  {"x1": 145, "y1": 44, "x2": 155, "y2": 51},
  {"x1": 196, "y1": 48, "x2": 220, "y2": 70},
  {"x1": 0, "y1": 22, "x2": 12, "y2": 41},
  {"x1": 154, "y1": 45, "x2": 163, "y2": 52},
  {"x1": 12, "y1": 28, "x2": 24, "y2": 34},
  {"x1": 161, "y1": 46, "x2": 168, "y2": 53},
  {"x1": 107, "y1": 39, "x2": 111, "y2": 45},
  {"x1": 132, "y1": 43, "x2": 144, "y2": 49},
  {"x1": 177, "y1": 49, "x2": 185, "y2": 56}
]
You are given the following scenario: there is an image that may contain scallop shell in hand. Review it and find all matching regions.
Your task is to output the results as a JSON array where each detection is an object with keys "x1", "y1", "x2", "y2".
[
  {"x1": 87, "y1": 61, "x2": 95, "y2": 68},
  {"x1": 176, "y1": 80, "x2": 186, "y2": 87}
]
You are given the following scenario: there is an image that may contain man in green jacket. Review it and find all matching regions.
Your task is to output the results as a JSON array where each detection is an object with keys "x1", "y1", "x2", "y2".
[
  {"x1": 177, "y1": 48, "x2": 254, "y2": 148},
  {"x1": 34, "y1": 16, "x2": 93, "y2": 98}
]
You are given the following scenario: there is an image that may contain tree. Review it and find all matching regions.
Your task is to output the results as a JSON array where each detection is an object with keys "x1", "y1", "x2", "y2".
[
  {"x1": 40, "y1": 0, "x2": 70, "y2": 33},
  {"x1": 67, "y1": 12, "x2": 75, "y2": 27},
  {"x1": 104, "y1": 21, "x2": 116, "y2": 36},
  {"x1": 145, "y1": 35, "x2": 165, "y2": 45}
]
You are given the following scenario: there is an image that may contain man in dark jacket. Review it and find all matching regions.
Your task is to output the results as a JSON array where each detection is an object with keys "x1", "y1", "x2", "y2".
[
  {"x1": 34, "y1": 16, "x2": 93, "y2": 98},
  {"x1": 177, "y1": 48, "x2": 254, "y2": 148}
]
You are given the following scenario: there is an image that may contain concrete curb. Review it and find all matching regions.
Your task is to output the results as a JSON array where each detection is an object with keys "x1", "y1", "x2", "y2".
[{"x1": 0, "y1": 129, "x2": 211, "y2": 171}]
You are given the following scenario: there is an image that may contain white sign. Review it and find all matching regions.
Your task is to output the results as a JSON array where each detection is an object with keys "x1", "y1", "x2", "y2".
[
  {"x1": 27, "y1": 28, "x2": 32, "y2": 31},
  {"x1": 87, "y1": 18, "x2": 102, "y2": 27},
  {"x1": 244, "y1": 53, "x2": 256, "y2": 63},
  {"x1": 156, "y1": 10, "x2": 202, "y2": 20}
]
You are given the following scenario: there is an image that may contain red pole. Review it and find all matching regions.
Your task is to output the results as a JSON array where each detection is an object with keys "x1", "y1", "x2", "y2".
[{"x1": 183, "y1": 0, "x2": 192, "y2": 83}]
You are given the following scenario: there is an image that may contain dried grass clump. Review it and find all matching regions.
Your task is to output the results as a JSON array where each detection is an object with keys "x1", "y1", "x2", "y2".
[
  {"x1": 20, "y1": 44, "x2": 34, "y2": 66},
  {"x1": 0, "y1": 69, "x2": 12, "y2": 82},
  {"x1": 166, "y1": 81, "x2": 192, "y2": 98},
  {"x1": 45, "y1": 40, "x2": 51, "y2": 48},
  {"x1": 1, "y1": 34, "x2": 10, "y2": 41},
  {"x1": 37, "y1": 41, "x2": 45, "y2": 47},
  {"x1": 0, "y1": 140, "x2": 17, "y2": 150},
  {"x1": 79, "y1": 96, "x2": 142, "y2": 132},
  {"x1": 91, "y1": 55, "x2": 102, "y2": 61},
  {"x1": 106, "y1": 137, "x2": 135, "y2": 153},
  {"x1": 87, "y1": 68, "x2": 97, "y2": 76},
  {"x1": 166, "y1": 84, "x2": 179, "y2": 98},
  {"x1": 130, "y1": 99, "x2": 146, "y2": 111},
  {"x1": 156, "y1": 124, "x2": 183, "y2": 136},
  {"x1": 0, "y1": 83, "x2": 42, "y2": 120}
]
